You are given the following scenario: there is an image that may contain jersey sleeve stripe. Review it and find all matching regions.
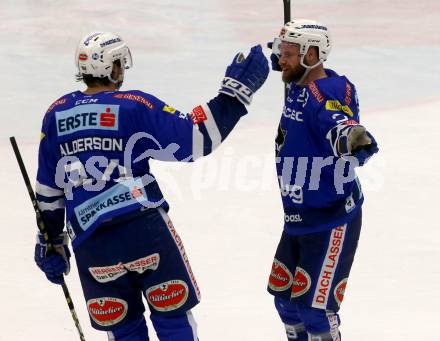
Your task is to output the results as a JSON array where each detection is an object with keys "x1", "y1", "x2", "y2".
[
  {"x1": 200, "y1": 104, "x2": 222, "y2": 151},
  {"x1": 192, "y1": 126, "x2": 204, "y2": 161},
  {"x1": 36, "y1": 181, "x2": 64, "y2": 197},
  {"x1": 326, "y1": 124, "x2": 349, "y2": 157},
  {"x1": 38, "y1": 199, "x2": 65, "y2": 211}
]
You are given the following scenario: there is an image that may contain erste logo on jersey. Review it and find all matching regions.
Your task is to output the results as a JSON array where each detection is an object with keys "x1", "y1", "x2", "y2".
[{"x1": 55, "y1": 104, "x2": 120, "y2": 136}]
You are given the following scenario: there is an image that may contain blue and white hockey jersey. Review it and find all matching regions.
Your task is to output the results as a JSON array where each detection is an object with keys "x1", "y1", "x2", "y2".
[
  {"x1": 276, "y1": 69, "x2": 364, "y2": 235},
  {"x1": 36, "y1": 91, "x2": 246, "y2": 248}
]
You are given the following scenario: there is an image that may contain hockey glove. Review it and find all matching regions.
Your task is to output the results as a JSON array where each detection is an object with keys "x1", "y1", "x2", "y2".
[
  {"x1": 337, "y1": 125, "x2": 379, "y2": 166},
  {"x1": 34, "y1": 232, "x2": 71, "y2": 285},
  {"x1": 352, "y1": 131, "x2": 379, "y2": 166},
  {"x1": 267, "y1": 39, "x2": 282, "y2": 72},
  {"x1": 219, "y1": 44, "x2": 269, "y2": 105}
]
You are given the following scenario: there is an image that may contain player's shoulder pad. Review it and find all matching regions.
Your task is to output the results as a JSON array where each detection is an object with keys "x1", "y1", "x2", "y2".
[
  {"x1": 307, "y1": 70, "x2": 358, "y2": 117},
  {"x1": 43, "y1": 92, "x2": 77, "y2": 127},
  {"x1": 113, "y1": 90, "x2": 184, "y2": 119},
  {"x1": 45, "y1": 94, "x2": 73, "y2": 114},
  {"x1": 111, "y1": 90, "x2": 157, "y2": 111}
]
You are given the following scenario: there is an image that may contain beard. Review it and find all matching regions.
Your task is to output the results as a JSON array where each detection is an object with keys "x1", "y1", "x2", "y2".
[{"x1": 282, "y1": 64, "x2": 307, "y2": 84}]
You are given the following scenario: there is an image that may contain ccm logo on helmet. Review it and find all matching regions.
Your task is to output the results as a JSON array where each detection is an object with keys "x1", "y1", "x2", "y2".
[{"x1": 56, "y1": 104, "x2": 119, "y2": 136}]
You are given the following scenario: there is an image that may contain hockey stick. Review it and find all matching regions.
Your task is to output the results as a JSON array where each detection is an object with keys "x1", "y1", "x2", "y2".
[
  {"x1": 283, "y1": 0, "x2": 291, "y2": 24},
  {"x1": 283, "y1": 0, "x2": 291, "y2": 100},
  {"x1": 9, "y1": 136, "x2": 86, "y2": 341}
]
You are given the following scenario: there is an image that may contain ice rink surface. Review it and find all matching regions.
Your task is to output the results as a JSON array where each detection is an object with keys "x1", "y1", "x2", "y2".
[{"x1": 0, "y1": 0, "x2": 439, "y2": 340}]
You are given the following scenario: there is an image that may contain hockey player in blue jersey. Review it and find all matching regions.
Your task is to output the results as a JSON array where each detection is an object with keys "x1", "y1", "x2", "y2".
[
  {"x1": 266, "y1": 20, "x2": 378, "y2": 340},
  {"x1": 34, "y1": 31, "x2": 269, "y2": 340}
]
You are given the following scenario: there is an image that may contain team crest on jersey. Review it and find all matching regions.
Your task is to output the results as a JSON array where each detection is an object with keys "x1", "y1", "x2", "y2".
[
  {"x1": 87, "y1": 297, "x2": 128, "y2": 326},
  {"x1": 146, "y1": 280, "x2": 189, "y2": 312},
  {"x1": 269, "y1": 259, "x2": 293, "y2": 292},
  {"x1": 291, "y1": 267, "x2": 311, "y2": 298},
  {"x1": 55, "y1": 104, "x2": 120, "y2": 136},
  {"x1": 297, "y1": 88, "x2": 309, "y2": 107},
  {"x1": 275, "y1": 124, "x2": 287, "y2": 156}
]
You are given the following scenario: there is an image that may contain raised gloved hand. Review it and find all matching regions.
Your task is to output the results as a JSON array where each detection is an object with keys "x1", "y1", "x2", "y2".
[
  {"x1": 219, "y1": 44, "x2": 269, "y2": 105},
  {"x1": 267, "y1": 39, "x2": 282, "y2": 72},
  {"x1": 338, "y1": 125, "x2": 379, "y2": 166},
  {"x1": 34, "y1": 232, "x2": 71, "y2": 285}
]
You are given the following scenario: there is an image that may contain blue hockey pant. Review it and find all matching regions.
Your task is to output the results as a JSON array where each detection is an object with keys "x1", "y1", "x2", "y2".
[
  {"x1": 268, "y1": 210, "x2": 362, "y2": 340},
  {"x1": 74, "y1": 208, "x2": 200, "y2": 339}
]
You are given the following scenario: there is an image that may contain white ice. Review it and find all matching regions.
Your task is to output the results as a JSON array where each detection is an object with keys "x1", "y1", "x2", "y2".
[{"x1": 0, "y1": 0, "x2": 439, "y2": 340}]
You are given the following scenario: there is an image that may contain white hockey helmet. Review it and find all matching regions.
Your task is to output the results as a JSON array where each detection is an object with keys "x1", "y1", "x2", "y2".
[
  {"x1": 75, "y1": 32, "x2": 133, "y2": 82},
  {"x1": 277, "y1": 19, "x2": 332, "y2": 69}
]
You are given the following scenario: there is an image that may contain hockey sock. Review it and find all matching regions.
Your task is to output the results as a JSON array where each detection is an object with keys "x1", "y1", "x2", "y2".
[
  {"x1": 150, "y1": 311, "x2": 198, "y2": 341},
  {"x1": 275, "y1": 297, "x2": 308, "y2": 340},
  {"x1": 107, "y1": 316, "x2": 149, "y2": 341},
  {"x1": 308, "y1": 330, "x2": 341, "y2": 341},
  {"x1": 296, "y1": 305, "x2": 340, "y2": 341}
]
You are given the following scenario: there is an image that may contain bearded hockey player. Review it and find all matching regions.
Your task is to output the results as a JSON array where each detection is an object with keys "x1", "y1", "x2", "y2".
[
  {"x1": 34, "y1": 31, "x2": 268, "y2": 340},
  {"x1": 266, "y1": 20, "x2": 378, "y2": 340}
]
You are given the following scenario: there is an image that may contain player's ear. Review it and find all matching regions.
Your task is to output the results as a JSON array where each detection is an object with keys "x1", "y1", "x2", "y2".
[
  {"x1": 305, "y1": 46, "x2": 319, "y2": 65},
  {"x1": 112, "y1": 60, "x2": 121, "y2": 77}
]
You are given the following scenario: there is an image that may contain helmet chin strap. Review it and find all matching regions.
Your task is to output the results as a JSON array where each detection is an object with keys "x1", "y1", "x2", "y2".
[
  {"x1": 295, "y1": 56, "x2": 324, "y2": 85},
  {"x1": 295, "y1": 68, "x2": 311, "y2": 86}
]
